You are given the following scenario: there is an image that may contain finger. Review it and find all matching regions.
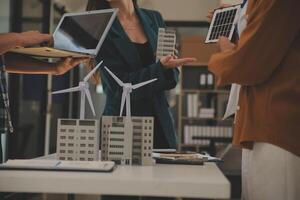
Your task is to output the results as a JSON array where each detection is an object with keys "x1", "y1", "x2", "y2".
[
  {"x1": 218, "y1": 36, "x2": 230, "y2": 44},
  {"x1": 47, "y1": 36, "x2": 54, "y2": 46},
  {"x1": 206, "y1": 15, "x2": 213, "y2": 22},
  {"x1": 173, "y1": 57, "x2": 197, "y2": 63},
  {"x1": 173, "y1": 49, "x2": 179, "y2": 57},
  {"x1": 65, "y1": 57, "x2": 72, "y2": 63},
  {"x1": 42, "y1": 34, "x2": 53, "y2": 43},
  {"x1": 164, "y1": 55, "x2": 172, "y2": 63},
  {"x1": 167, "y1": 58, "x2": 197, "y2": 67},
  {"x1": 26, "y1": 30, "x2": 39, "y2": 34},
  {"x1": 207, "y1": 12, "x2": 213, "y2": 19},
  {"x1": 71, "y1": 57, "x2": 90, "y2": 66},
  {"x1": 220, "y1": 4, "x2": 232, "y2": 8},
  {"x1": 70, "y1": 59, "x2": 84, "y2": 66},
  {"x1": 172, "y1": 60, "x2": 193, "y2": 67}
]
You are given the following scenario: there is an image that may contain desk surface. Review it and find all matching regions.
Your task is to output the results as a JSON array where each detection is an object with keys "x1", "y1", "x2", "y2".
[
  {"x1": 0, "y1": 160, "x2": 230, "y2": 199},
  {"x1": 0, "y1": 154, "x2": 230, "y2": 199}
]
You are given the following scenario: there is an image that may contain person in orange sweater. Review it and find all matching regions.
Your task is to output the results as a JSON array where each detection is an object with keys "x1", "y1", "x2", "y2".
[{"x1": 208, "y1": 0, "x2": 300, "y2": 199}]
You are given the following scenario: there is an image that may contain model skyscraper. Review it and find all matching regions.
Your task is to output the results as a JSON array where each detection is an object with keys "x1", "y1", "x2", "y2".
[
  {"x1": 101, "y1": 67, "x2": 156, "y2": 165},
  {"x1": 156, "y1": 28, "x2": 177, "y2": 62},
  {"x1": 54, "y1": 61, "x2": 103, "y2": 161},
  {"x1": 101, "y1": 116, "x2": 154, "y2": 165}
]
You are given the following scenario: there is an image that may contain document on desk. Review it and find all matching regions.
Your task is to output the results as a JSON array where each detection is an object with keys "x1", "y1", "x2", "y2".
[
  {"x1": 0, "y1": 159, "x2": 115, "y2": 172},
  {"x1": 223, "y1": 83, "x2": 241, "y2": 120},
  {"x1": 152, "y1": 152, "x2": 222, "y2": 165}
]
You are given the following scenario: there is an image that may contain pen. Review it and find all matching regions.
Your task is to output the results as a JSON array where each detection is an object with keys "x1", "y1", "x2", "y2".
[{"x1": 54, "y1": 161, "x2": 61, "y2": 167}]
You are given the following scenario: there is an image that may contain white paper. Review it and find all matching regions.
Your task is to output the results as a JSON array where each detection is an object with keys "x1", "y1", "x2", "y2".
[{"x1": 223, "y1": 84, "x2": 241, "y2": 119}]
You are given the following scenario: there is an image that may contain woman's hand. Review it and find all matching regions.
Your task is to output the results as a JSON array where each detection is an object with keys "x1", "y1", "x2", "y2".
[
  {"x1": 160, "y1": 55, "x2": 197, "y2": 69},
  {"x1": 218, "y1": 36, "x2": 236, "y2": 53},
  {"x1": 55, "y1": 57, "x2": 91, "y2": 75},
  {"x1": 17, "y1": 31, "x2": 53, "y2": 47}
]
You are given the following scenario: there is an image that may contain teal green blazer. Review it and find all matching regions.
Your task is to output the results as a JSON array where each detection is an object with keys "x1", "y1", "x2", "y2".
[{"x1": 96, "y1": 8, "x2": 179, "y2": 148}]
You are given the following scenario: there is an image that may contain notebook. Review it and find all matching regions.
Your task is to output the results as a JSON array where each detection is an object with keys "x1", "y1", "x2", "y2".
[{"x1": 0, "y1": 159, "x2": 115, "y2": 172}]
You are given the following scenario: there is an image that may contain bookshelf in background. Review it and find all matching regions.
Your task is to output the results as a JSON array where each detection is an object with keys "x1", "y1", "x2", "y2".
[{"x1": 178, "y1": 36, "x2": 233, "y2": 155}]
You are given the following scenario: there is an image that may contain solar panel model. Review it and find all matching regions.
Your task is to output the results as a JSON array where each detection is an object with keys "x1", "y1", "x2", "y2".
[
  {"x1": 156, "y1": 28, "x2": 176, "y2": 62},
  {"x1": 205, "y1": 4, "x2": 241, "y2": 43}
]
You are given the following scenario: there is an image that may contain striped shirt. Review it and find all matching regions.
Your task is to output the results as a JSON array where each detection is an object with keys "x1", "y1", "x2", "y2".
[{"x1": 0, "y1": 55, "x2": 13, "y2": 134}]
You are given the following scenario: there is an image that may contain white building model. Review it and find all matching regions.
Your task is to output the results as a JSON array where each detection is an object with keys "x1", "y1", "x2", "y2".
[
  {"x1": 156, "y1": 28, "x2": 176, "y2": 62},
  {"x1": 57, "y1": 119, "x2": 99, "y2": 161},
  {"x1": 53, "y1": 61, "x2": 103, "y2": 161},
  {"x1": 101, "y1": 116, "x2": 154, "y2": 165},
  {"x1": 101, "y1": 67, "x2": 157, "y2": 165}
]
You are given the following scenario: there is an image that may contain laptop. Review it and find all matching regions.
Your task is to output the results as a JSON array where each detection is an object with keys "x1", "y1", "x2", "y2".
[{"x1": 9, "y1": 9, "x2": 118, "y2": 58}]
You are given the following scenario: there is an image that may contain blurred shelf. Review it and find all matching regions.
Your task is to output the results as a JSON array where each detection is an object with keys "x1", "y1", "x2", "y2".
[
  {"x1": 182, "y1": 117, "x2": 233, "y2": 121},
  {"x1": 180, "y1": 144, "x2": 210, "y2": 148},
  {"x1": 192, "y1": 137, "x2": 232, "y2": 142},
  {"x1": 182, "y1": 89, "x2": 230, "y2": 94}
]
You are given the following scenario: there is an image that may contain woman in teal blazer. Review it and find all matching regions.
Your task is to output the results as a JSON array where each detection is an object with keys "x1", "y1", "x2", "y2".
[{"x1": 87, "y1": 0, "x2": 195, "y2": 149}]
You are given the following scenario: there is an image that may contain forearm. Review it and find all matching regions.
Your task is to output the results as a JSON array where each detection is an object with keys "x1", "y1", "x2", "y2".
[
  {"x1": 4, "y1": 53, "x2": 57, "y2": 75},
  {"x1": 0, "y1": 33, "x2": 23, "y2": 55}
]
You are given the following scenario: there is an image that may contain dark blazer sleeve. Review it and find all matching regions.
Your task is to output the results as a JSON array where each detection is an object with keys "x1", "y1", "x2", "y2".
[
  {"x1": 208, "y1": 0, "x2": 300, "y2": 86},
  {"x1": 97, "y1": 10, "x2": 179, "y2": 101}
]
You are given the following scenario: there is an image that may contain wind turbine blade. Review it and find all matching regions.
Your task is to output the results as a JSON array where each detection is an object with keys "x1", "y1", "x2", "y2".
[
  {"x1": 83, "y1": 60, "x2": 103, "y2": 82},
  {"x1": 104, "y1": 66, "x2": 124, "y2": 87},
  {"x1": 84, "y1": 88, "x2": 96, "y2": 116},
  {"x1": 52, "y1": 86, "x2": 81, "y2": 94},
  {"x1": 119, "y1": 90, "x2": 127, "y2": 116},
  {"x1": 132, "y1": 78, "x2": 157, "y2": 89}
]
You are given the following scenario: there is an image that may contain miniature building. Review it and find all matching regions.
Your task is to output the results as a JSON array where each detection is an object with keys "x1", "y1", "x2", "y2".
[
  {"x1": 101, "y1": 116, "x2": 154, "y2": 165},
  {"x1": 57, "y1": 119, "x2": 100, "y2": 161},
  {"x1": 156, "y1": 28, "x2": 176, "y2": 62}
]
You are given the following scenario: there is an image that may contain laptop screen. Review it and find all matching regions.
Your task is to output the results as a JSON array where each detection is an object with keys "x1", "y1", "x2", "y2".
[{"x1": 53, "y1": 10, "x2": 116, "y2": 55}]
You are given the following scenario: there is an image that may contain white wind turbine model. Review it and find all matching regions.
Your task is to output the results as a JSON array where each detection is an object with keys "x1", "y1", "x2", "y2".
[
  {"x1": 104, "y1": 67, "x2": 157, "y2": 117},
  {"x1": 52, "y1": 61, "x2": 103, "y2": 119}
]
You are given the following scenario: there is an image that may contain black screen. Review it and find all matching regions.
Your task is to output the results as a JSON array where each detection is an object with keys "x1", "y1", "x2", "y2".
[{"x1": 54, "y1": 12, "x2": 114, "y2": 52}]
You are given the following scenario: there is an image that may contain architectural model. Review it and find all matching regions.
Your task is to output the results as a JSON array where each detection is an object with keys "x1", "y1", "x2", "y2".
[
  {"x1": 57, "y1": 119, "x2": 99, "y2": 161},
  {"x1": 101, "y1": 116, "x2": 154, "y2": 165},
  {"x1": 53, "y1": 61, "x2": 103, "y2": 161},
  {"x1": 101, "y1": 67, "x2": 157, "y2": 165},
  {"x1": 156, "y1": 28, "x2": 177, "y2": 62}
]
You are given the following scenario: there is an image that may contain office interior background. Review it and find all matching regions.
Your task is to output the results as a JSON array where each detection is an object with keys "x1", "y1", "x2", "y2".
[{"x1": 1, "y1": 0, "x2": 243, "y2": 199}]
